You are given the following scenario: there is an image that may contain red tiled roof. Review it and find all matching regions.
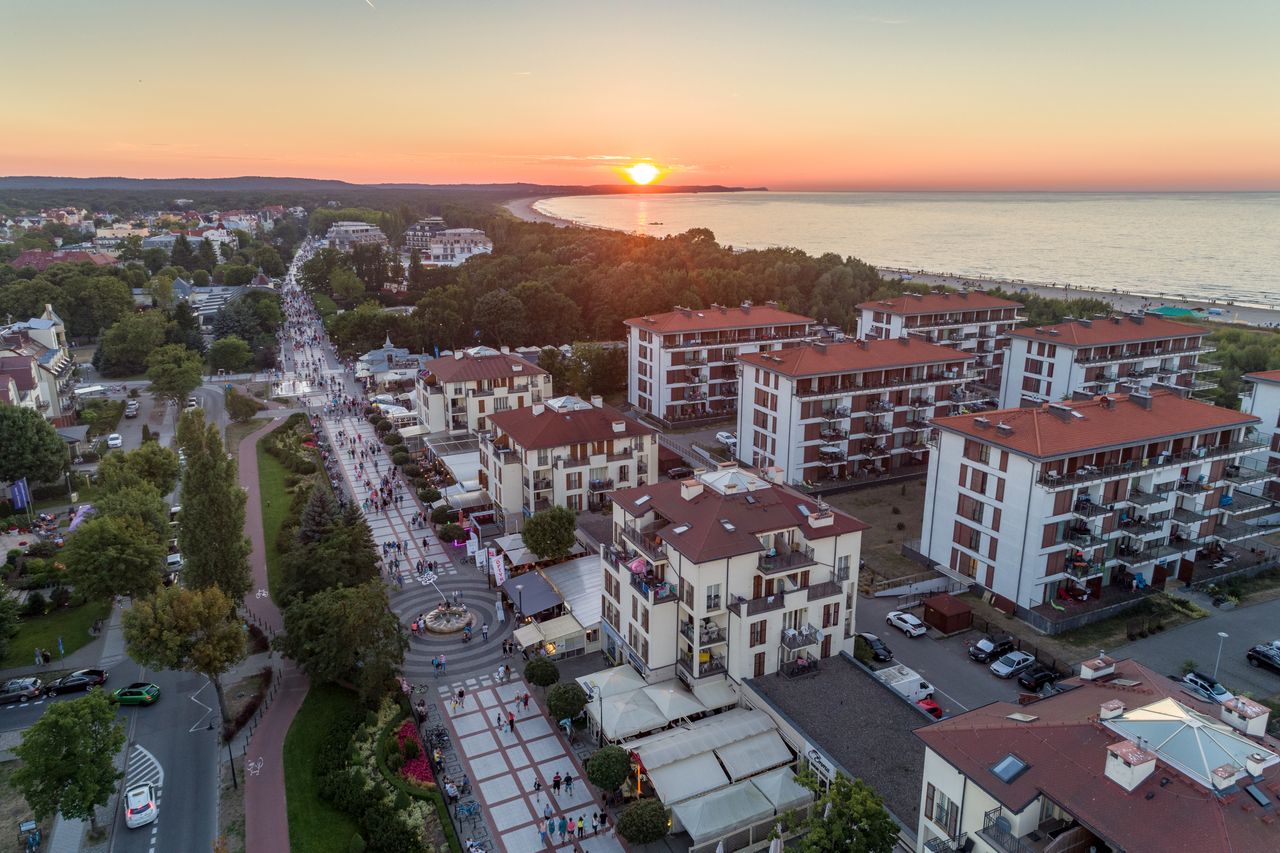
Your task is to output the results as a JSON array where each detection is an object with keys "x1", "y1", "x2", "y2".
[
  {"x1": 1008, "y1": 315, "x2": 1208, "y2": 347},
  {"x1": 420, "y1": 352, "x2": 549, "y2": 384},
  {"x1": 488, "y1": 401, "x2": 655, "y2": 451},
  {"x1": 917, "y1": 659, "x2": 1280, "y2": 853},
  {"x1": 624, "y1": 304, "x2": 814, "y2": 334},
  {"x1": 857, "y1": 291, "x2": 1021, "y2": 315},
  {"x1": 1245, "y1": 370, "x2": 1280, "y2": 386},
  {"x1": 932, "y1": 390, "x2": 1258, "y2": 459},
  {"x1": 9, "y1": 250, "x2": 115, "y2": 271},
  {"x1": 610, "y1": 472, "x2": 868, "y2": 563},
  {"x1": 738, "y1": 338, "x2": 973, "y2": 378},
  {"x1": 0, "y1": 357, "x2": 37, "y2": 391}
]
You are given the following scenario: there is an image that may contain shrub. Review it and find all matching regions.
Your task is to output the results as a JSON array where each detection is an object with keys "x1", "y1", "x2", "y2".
[
  {"x1": 430, "y1": 506, "x2": 454, "y2": 525},
  {"x1": 418, "y1": 487, "x2": 441, "y2": 504},
  {"x1": 853, "y1": 634, "x2": 874, "y2": 664},
  {"x1": 617, "y1": 799, "x2": 670, "y2": 844},
  {"x1": 524, "y1": 656, "x2": 560, "y2": 690},
  {"x1": 402, "y1": 736, "x2": 420, "y2": 761},
  {"x1": 547, "y1": 681, "x2": 588, "y2": 721},
  {"x1": 586, "y1": 745, "x2": 631, "y2": 793},
  {"x1": 1181, "y1": 659, "x2": 1198, "y2": 675},
  {"x1": 383, "y1": 432, "x2": 404, "y2": 447},
  {"x1": 26, "y1": 541, "x2": 58, "y2": 559},
  {"x1": 21, "y1": 591, "x2": 47, "y2": 617},
  {"x1": 6, "y1": 549, "x2": 20, "y2": 566},
  {"x1": 49, "y1": 586, "x2": 72, "y2": 609},
  {"x1": 437, "y1": 523, "x2": 464, "y2": 543}
]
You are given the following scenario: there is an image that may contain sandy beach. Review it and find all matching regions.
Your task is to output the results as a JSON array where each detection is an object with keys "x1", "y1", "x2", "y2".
[{"x1": 504, "y1": 196, "x2": 1280, "y2": 329}]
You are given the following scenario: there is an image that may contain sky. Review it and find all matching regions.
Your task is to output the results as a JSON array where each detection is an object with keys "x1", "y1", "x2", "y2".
[{"x1": 3, "y1": 0, "x2": 1278, "y2": 190}]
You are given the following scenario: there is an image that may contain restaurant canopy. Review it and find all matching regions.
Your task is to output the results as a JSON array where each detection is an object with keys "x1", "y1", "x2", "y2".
[
  {"x1": 671, "y1": 781, "x2": 774, "y2": 844},
  {"x1": 716, "y1": 730, "x2": 793, "y2": 781},
  {"x1": 500, "y1": 572, "x2": 561, "y2": 617},
  {"x1": 647, "y1": 751, "x2": 730, "y2": 804},
  {"x1": 596, "y1": 691, "x2": 667, "y2": 741},
  {"x1": 544, "y1": 554, "x2": 601, "y2": 627},
  {"x1": 575, "y1": 665, "x2": 646, "y2": 700},
  {"x1": 749, "y1": 767, "x2": 814, "y2": 814}
]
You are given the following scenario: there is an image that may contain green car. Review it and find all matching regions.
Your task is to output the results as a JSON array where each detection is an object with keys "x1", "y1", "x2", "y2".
[{"x1": 112, "y1": 682, "x2": 160, "y2": 706}]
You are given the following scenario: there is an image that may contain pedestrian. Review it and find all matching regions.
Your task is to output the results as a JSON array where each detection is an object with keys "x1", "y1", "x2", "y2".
[
  {"x1": 456, "y1": 687, "x2": 466, "y2": 709},
  {"x1": 545, "y1": 817, "x2": 555, "y2": 843},
  {"x1": 577, "y1": 815, "x2": 586, "y2": 838},
  {"x1": 564, "y1": 772, "x2": 573, "y2": 794},
  {"x1": 591, "y1": 813, "x2": 599, "y2": 836},
  {"x1": 439, "y1": 653, "x2": 446, "y2": 674},
  {"x1": 522, "y1": 692, "x2": 531, "y2": 710},
  {"x1": 532, "y1": 777, "x2": 542, "y2": 796},
  {"x1": 482, "y1": 622, "x2": 489, "y2": 641},
  {"x1": 601, "y1": 811, "x2": 611, "y2": 834},
  {"x1": 34, "y1": 648, "x2": 41, "y2": 668},
  {"x1": 496, "y1": 713, "x2": 505, "y2": 732},
  {"x1": 568, "y1": 816, "x2": 576, "y2": 838},
  {"x1": 552, "y1": 772, "x2": 562, "y2": 794},
  {"x1": 543, "y1": 802, "x2": 553, "y2": 820},
  {"x1": 508, "y1": 710, "x2": 516, "y2": 732},
  {"x1": 558, "y1": 816, "x2": 567, "y2": 843},
  {"x1": 539, "y1": 821, "x2": 548, "y2": 846}
]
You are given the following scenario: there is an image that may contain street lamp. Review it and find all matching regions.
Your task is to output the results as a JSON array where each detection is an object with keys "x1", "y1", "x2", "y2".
[
  {"x1": 1214, "y1": 631, "x2": 1229, "y2": 679},
  {"x1": 515, "y1": 583, "x2": 524, "y2": 616},
  {"x1": 209, "y1": 721, "x2": 237, "y2": 790}
]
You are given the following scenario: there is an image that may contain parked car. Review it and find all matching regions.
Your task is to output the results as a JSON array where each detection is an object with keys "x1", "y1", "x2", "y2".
[
  {"x1": 166, "y1": 553, "x2": 184, "y2": 572},
  {"x1": 1247, "y1": 640, "x2": 1280, "y2": 674},
  {"x1": 0, "y1": 678, "x2": 43, "y2": 704},
  {"x1": 1180, "y1": 671, "x2": 1234, "y2": 704},
  {"x1": 916, "y1": 698, "x2": 944, "y2": 719},
  {"x1": 44, "y1": 669, "x2": 107, "y2": 697},
  {"x1": 1017, "y1": 666, "x2": 1058, "y2": 691},
  {"x1": 124, "y1": 401, "x2": 140, "y2": 419},
  {"x1": 666, "y1": 466, "x2": 694, "y2": 480},
  {"x1": 124, "y1": 782, "x2": 158, "y2": 828},
  {"x1": 112, "y1": 682, "x2": 161, "y2": 706},
  {"x1": 106, "y1": 433, "x2": 124, "y2": 449},
  {"x1": 185, "y1": 397, "x2": 200, "y2": 410},
  {"x1": 857, "y1": 632, "x2": 894, "y2": 662},
  {"x1": 714, "y1": 431, "x2": 737, "y2": 448},
  {"x1": 968, "y1": 633, "x2": 1016, "y2": 664},
  {"x1": 990, "y1": 651, "x2": 1037, "y2": 679},
  {"x1": 886, "y1": 610, "x2": 927, "y2": 638}
]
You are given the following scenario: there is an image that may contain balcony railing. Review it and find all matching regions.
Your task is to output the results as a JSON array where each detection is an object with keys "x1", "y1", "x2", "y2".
[
  {"x1": 630, "y1": 570, "x2": 679, "y2": 604},
  {"x1": 1224, "y1": 463, "x2": 1275, "y2": 486},
  {"x1": 680, "y1": 621, "x2": 727, "y2": 645},
  {"x1": 1075, "y1": 343, "x2": 1213, "y2": 366},
  {"x1": 1213, "y1": 518, "x2": 1280, "y2": 543},
  {"x1": 759, "y1": 542, "x2": 817, "y2": 574},
  {"x1": 1060, "y1": 528, "x2": 1107, "y2": 549},
  {"x1": 588, "y1": 478, "x2": 614, "y2": 492},
  {"x1": 678, "y1": 651, "x2": 726, "y2": 678},
  {"x1": 621, "y1": 523, "x2": 668, "y2": 563},
  {"x1": 1115, "y1": 542, "x2": 1185, "y2": 567},
  {"x1": 1071, "y1": 500, "x2": 1112, "y2": 519},
  {"x1": 1219, "y1": 491, "x2": 1273, "y2": 515},
  {"x1": 865, "y1": 421, "x2": 892, "y2": 436},
  {"x1": 806, "y1": 579, "x2": 843, "y2": 601},
  {"x1": 780, "y1": 624, "x2": 822, "y2": 650},
  {"x1": 867, "y1": 400, "x2": 895, "y2": 413},
  {"x1": 1038, "y1": 438, "x2": 1267, "y2": 490},
  {"x1": 795, "y1": 371, "x2": 963, "y2": 399},
  {"x1": 1118, "y1": 518, "x2": 1163, "y2": 536},
  {"x1": 532, "y1": 477, "x2": 552, "y2": 491},
  {"x1": 1123, "y1": 486, "x2": 1173, "y2": 507}
]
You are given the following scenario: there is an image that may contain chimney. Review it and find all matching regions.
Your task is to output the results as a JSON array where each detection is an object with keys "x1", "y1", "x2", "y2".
[
  {"x1": 454, "y1": 350, "x2": 464, "y2": 360},
  {"x1": 973, "y1": 416, "x2": 991, "y2": 429},
  {"x1": 1111, "y1": 316, "x2": 1122, "y2": 325},
  {"x1": 807, "y1": 509, "x2": 834, "y2": 528},
  {"x1": 1211, "y1": 763, "x2": 1241, "y2": 791},
  {"x1": 590, "y1": 394, "x2": 603, "y2": 407},
  {"x1": 1129, "y1": 391, "x2": 1153, "y2": 410},
  {"x1": 813, "y1": 342, "x2": 826, "y2": 354},
  {"x1": 1129, "y1": 313, "x2": 1145, "y2": 325},
  {"x1": 1079, "y1": 653, "x2": 1116, "y2": 680},
  {"x1": 1105, "y1": 740, "x2": 1157, "y2": 792},
  {"x1": 531, "y1": 403, "x2": 545, "y2": 416},
  {"x1": 611, "y1": 419, "x2": 625, "y2": 433},
  {"x1": 1221, "y1": 696, "x2": 1271, "y2": 738},
  {"x1": 1048, "y1": 403, "x2": 1076, "y2": 422},
  {"x1": 680, "y1": 479, "x2": 704, "y2": 501},
  {"x1": 1100, "y1": 395, "x2": 1114, "y2": 408},
  {"x1": 763, "y1": 465, "x2": 786, "y2": 484},
  {"x1": 996, "y1": 423, "x2": 1013, "y2": 436},
  {"x1": 1071, "y1": 390, "x2": 1093, "y2": 402},
  {"x1": 1100, "y1": 699, "x2": 1126, "y2": 721},
  {"x1": 1247, "y1": 752, "x2": 1273, "y2": 777},
  {"x1": 511, "y1": 363, "x2": 523, "y2": 372},
  {"x1": 500, "y1": 345, "x2": 510, "y2": 354}
]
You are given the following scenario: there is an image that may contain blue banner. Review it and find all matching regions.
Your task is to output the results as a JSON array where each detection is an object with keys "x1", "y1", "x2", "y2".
[{"x1": 9, "y1": 478, "x2": 30, "y2": 510}]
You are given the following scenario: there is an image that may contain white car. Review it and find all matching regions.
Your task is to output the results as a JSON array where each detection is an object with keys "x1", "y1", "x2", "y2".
[
  {"x1": 715, "y1": 431, "x2": 737, "y2": 447},
  {"x1": 886, "y1": 610, "x2": 927, "y2": 638},
  {"x1": 185, "y1": 397, "x2": 200, "y2": 410},
  {"x1": 124, "y1": 782, "x2": 158, "y2": 828},
  {"x1": 106, "y1": 433, "x2": 124, "y2": 449}
]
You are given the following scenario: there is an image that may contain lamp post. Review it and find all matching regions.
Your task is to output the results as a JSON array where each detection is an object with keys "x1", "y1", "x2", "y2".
[
  {"x1": 515, "y1": 583, "x2": 524, "y2": 616},
  {"x1": 210, "y1": 721, "x2": 237, "y2": 790},
  {"x1": 1213, "y1": 631, "x2": 1229, "y2": 679}
]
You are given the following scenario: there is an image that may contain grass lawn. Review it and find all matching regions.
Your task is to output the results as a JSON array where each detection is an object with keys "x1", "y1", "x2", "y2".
[
  {"x1": 2, "y1": 598, "x2": 112, "y2": 669},
  {"x1": 826, "y1": 478, "x2": 930, "y2": 582},
  {"x1": 256, "y1": 441, "x2": 292, "y2": 600},
  {"x1": 0, "y1": 760, "x2": 49, "y2": 852},
  {"x1": 284, "y1": 684, "x2": 361, "y2": 853},
  {"x1": 226, "y1": 418, "x2": 268, "y2": 462}
]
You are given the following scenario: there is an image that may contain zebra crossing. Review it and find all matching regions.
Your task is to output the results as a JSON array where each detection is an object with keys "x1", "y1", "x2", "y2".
[{"x1": 126, "y1": 744, "x2": 164, "y2": 789}]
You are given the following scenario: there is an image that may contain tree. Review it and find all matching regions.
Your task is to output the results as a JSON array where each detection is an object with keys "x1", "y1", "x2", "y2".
[
  {"x1": 0, "y1": 403, "x2": 68, "y2": 483},
  {"x1": 64, "y1": 515, "x2": 166, "y2": 601},
  {"x1": 94, "y1": 312, "x2": 168, "y2": 376},
  {"x1": 330, "y1": 268, "x2": 366, "y2": 307},
  {"x1": 585, "y1": 745, "x2": 631, "y2": 794},
  {"x1": 192, "y1": 269, "x2": 211, "y2": 286},
  {"x1": 277, "y1": 580, "x2": 407, "y2": 704},
  {"x1": 225, "y1": 387, "x2": 262, "y2": 423},
  {"x1": 473, "y1": 290, "x2": 524, "y2": 347},
  {"x1": 523, "y1": 656, "x2": 560, "y2": 692},
  {"x1": 94, "y1": 482, "x2": 169, "y2": 538},
  {"x1": 297, "y1": 486, "x2": 340, "y2": 545},
  {"x1": 0, "y1": 581, "x2": 20, "y2": 663},
  {"x1": 12, "y1": 690, "x2": 125, "y2": 832},
  {"x1": 196, "y1": 239, "x2": 218, "y2": 272},
  {"x1": 208, "y1": 336, "x2": 254, "y2": 372},
  {"x1": 116, "y1": 235, "x2": 143, "y2": 261},
  {"x1": 617, "y1": 799, "x2": 669, "y2": 845},
  {"x1": 96, "y1": 442, "x2": 181, "y2": 495},
  {"x1": 142, "y1": 247, "x2": 169, "y2": 274},
  {"x1": 546, "y1": 681, "x2": 587, "y2": 722},
  {"x1": 437, "y1": 522, "x2": 464, "y2": 543},
  {"x1": 146, "y1": 344, "x2": 204, "y2": 404},
  {"x1": 122, "y1": 585, "x2": 246, "y2": 725},
  {"x1": 253, "y1": 246, "x2": 285, "y2": 277},
  {"x1": 792, "y1": 775, "x2": 898, "y2": 853},
  {"x1": 521, "y1": 505, "x2": 576, "y2": 560},
  {"x1": 170, "y1": 234, "x2": 196, "y2": 271},
  {"x1": 177, "y1": 411, "x2": 251, "y2": 602}
]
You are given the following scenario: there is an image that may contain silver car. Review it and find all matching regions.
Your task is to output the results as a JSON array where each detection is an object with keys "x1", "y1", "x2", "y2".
[{"x1": 990, "y1": 651, "x2": 1037, "y2": 679}]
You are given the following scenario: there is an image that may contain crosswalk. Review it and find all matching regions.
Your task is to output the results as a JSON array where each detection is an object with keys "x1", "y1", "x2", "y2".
[{"x1": 126, "y1": 744, "x2": 164, "y2": 789}]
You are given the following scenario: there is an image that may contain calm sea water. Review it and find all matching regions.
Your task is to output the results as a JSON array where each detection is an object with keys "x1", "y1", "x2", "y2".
[{"x1": 534, "y1": 192, "x2": 1280, "y2": 308}]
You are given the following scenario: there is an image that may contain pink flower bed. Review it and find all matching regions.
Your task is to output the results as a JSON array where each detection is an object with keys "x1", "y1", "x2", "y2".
[{"x1": 395, "y1": 719, "x2": 436, "y2": 788}]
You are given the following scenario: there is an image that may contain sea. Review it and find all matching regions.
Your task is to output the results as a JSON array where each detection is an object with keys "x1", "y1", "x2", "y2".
[{"x1": 533, "y1": 192, "x2": 1280, "y2": 309}]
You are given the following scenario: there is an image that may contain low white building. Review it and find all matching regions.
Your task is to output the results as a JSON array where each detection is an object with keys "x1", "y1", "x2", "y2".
[
  {"x1": 325, "y1": 220, "x2": 388, "y2": 252},
  {"x1": 1241, "y1": 369, "x2": 1280, "y2": 501},
  {"x1": 406, "y1": 227, "x2": 493, "y2": 267}
]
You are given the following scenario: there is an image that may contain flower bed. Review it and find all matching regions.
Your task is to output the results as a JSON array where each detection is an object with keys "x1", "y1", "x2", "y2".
[{"x1": 394, "y1": 718, "x2": 436, "y2": 788}]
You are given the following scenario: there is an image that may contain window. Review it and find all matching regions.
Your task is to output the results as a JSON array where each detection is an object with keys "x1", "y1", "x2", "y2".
[
  {"x1": 822, "y1": 602, "x2": 839, "y2": 629},
  {"x1": 754, "y1": 652, "x2": 766, "y2": 678},
  {"x1": 640, "y1": 605, "x2": 649, "y2": 633},
  {"x1": 836, "y1": 555, "x2": 851, "y2": 581},
  {"x1": 991, "y1": 753, "x2": 1030, "y2": 783},
  {"x1": 924, "y1": 784, "x2": 959, "y2": 837},
  {"x1": 749, "y1": 619, "x2": 767, "y2": 647}
]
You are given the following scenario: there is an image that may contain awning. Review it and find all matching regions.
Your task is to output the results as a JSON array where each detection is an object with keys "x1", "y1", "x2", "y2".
[
  {"x1": 399, "y1": 424, "x2": 431, "y2": 438},
  {"x1": 501, "y1": 572, "x2": 562, "y2": 617},
  {"x1": 595, "y1": 690, "x2": 667, "y2": 741},
  {"x1": 514, "y1": 623, "x2": 544, "y2": 648},
  {"x1": 536, "y1": 613, "x2": 584, "y2": 641},
  {"x1": 629, "y1": 709, "x2": 774, "y2": 771},
  {"x1": 691, "y1": 678, "x2": 739, "y2": 711},
  {"x1": 749, "y1": 767, "x2": 814, "y2": 814},
  {"x1": 716, "y1": 730, "x2": 793, "y2": 781},
  {"x1": 576, "y1": 666, "x2": 646, "y2": 700},
  {"x1": 671, "y1": 781, "x2": 775, "y2": 844},
  {"x1": 544, "y1": 554, "x2": 602, "y2": 628},
  {"x1": 648, "y1": 751, "x2": 730, "y2": 804},
  {"x1": 493, "y1": 533, "x2": 588, "y2": 568},
  {"x1": 640, "y1": 683, "x2": 706, "y2": 722}
]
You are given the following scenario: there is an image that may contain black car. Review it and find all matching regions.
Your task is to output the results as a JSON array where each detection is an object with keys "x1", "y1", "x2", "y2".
[
  {"x1": 666, "y1": 466, "x2": 694, "y2": 480},
  {"x1": 1017, "y1": 665, "x2": 1057, "y2": 691},
  {"x1": 1247, "y1": 641, "x2": 1280, "y2": 674},
  {"x1": 968, "y1": 633, "x2": 1015, "y2": 664},
  {"x1": 857, "y1": 632, "x2": 894, "y2": 663},
  {"x1": 44, "y1": 668, "x2": 108, "y2": 697}
]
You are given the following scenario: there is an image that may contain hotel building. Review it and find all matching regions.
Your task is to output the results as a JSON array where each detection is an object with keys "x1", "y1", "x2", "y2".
[
  {"x1": 324, "y1": 220, "x2": 388, "y2": 252},
  {"x1": 919, "y1": 390, "x2": 1276, "y2": 632},
  {"x1": 414, "y1": 346, "x2": 551, "y2": 435},
  {"x1": 1241, "y1": 369, "x2": 1280, "y2": 500},
  {"x1": 735, "y1": 338, "x2": 982, "y2": 486},
  {"x1": 858, "y1": 291, "x2": 1023, "y2": 395},
  {"x1": 624, "y1": 303, "x2": 817, "y2": 425},
  {"x1": 480, "y1": 395, "x2": 659, "y2": 532},
  {"x1": 998, "y1": 313, "x2": 1216, "y2": 408},
  {"x1": 601, "y1": 465, "x2": 866, "y2": 687}
]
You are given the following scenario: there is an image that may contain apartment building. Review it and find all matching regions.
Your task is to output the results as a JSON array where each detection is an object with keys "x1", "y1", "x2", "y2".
[
  {"x1": 0, "y1": 306, "x2": 75, "y2": 425},
  {"x1": 324, "y1": 220, "x2": 388, "y2": 252},
  {"x1": 999, "y1": 313, "x2": 1216, "y2": 408},
  {"x1": 916, "y1": 655, "x2": 1280, "y2": 853},
  {"x1": 858, "y1": 291, "x2": 1023, "y2": 394},
  {"x1": 624, "y1": 303, "x2": 817, "y2": 425},
  {"x1": 919, "y1": 390, "x2": 1276, "y2": 630},
  {"x1": 735, "y1": 338, "x2": 983, "y2": 486},
  {"x1": 403, "y1": 225, "x2": 493, "y2": 267},
  {"x1": 1241, "y1": 370, "x2": 1280, "y2": 501},
  {"x1": 480, "y1": 395, "x2": 659, "y2": 532},
  {"x1": 414, "y1": 346, "x2": 551, "y2": 435},
  {"x1": 601, "y1": 465, "x2": 866, "y2": 687}
]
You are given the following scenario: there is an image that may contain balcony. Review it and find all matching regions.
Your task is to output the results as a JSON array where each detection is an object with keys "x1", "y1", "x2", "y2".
[
  {"x1": 680, "y1": 621, "x2": 727, "y2": 646},
  {"x1": 588, "y1": 478, "x2": 614, "y2": 493},
  {"x1": 866, "y1": 444, "x2": 891, "y2": 459},
  {"x1": 1071, "y1": 499, "x2": 1112, "y2": 519},
  {"x1": 1060, "y1": 528, "x2": 1107, "y2": 549},
  {"x1": 865, "y1": 420, "x2": 892, "y2": 436},
  {"x1": 1117, "y1": 517, "x2": 1163, "y2": 536},
  {"x1": 1218, "y1": 491, "x2": 1273, "y2": 515},
  {"x1": 678, "y1": 651, "x2": 726, "y2": 678},
  {"x1": 795, "y1": 371, "x2": 957, "y2": 400},
  {"x1": 758, "y1": 541, "x2": 817, "y2": 574},
  {"x1": 728, "y1": 591, "x2": 787, "y2": 617},
  {"x1": 1076, "y1": 343, "x2": 1213, "y2": 366},
  {"x1": 1189, "y1": 361, "x2": 1219, "y2": 373},
  {"x1": 904, "y1": 418, "x2": 931, "y2": 431},
  {"x1": 1189, "y1": 379, "x2": 1217, "y2": 391},
  {"x1": 1037, "y1": 438, "x2": 1267, "y2": 490},
  {"x1": 866, "y1": 399, "x2": 895, "y2": 413},
  {"x1": 629, "y1": 570, "x2": 679, "y2": 604},
  {"x1": 531, "y1": 497, "x2": 551, "y2": 512},
  {"x1": 909, "y1": 397, "x2": 934, "y2": 409},
  {"x1": 1115, "y1": 542, "x2": 1185, "y2": 567},
  {"x1": 820, "y1": 405, "x2": 852, "y2": 420},
  {"x1": 1172, "y1": 506, "x2": 1211, "y2": 524},
  {"x1": 806, "y1": 579, "x2": 843, "y2": 601},
  {"x1": 1224, "y1": 463, "x2": 1275, "y2": 486},
  {"x1": 1123, "y1": 486, "x2": 1173, "y2": 507},
  {"x1": 980, "y1": 808, "x2": 1074, "y2": 853},
  {"x1": 532, "y1": 477, "x2": 552, "y2": 491},
  {"x1": 780, "y1": 624, "x2": 822, "y2": 651},
  {"x1": 621, "y1": 523, "x2": 669, "y2": 563},
  {"x1": 1213, "y1": 518, "x2": 1280, "y2": 543},
  {"x1": 949, "y1": 387, "x2": 994, "y2": 404},
  {"x1": 1066, "y1": 559, "x2": 1105, "y2": 580}
]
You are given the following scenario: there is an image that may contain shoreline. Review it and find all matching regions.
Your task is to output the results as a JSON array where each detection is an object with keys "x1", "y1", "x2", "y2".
[{"x1": 504, "y1": 195, "x2": 1280, "y2": 329}]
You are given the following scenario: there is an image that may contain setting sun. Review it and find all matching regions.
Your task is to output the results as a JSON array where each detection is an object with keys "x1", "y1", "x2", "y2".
[{"x1": 625, "y1": 162, "x2": 661, "y2": 185}]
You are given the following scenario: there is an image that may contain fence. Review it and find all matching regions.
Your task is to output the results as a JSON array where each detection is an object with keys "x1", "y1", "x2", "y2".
[
  {"x1": 235, "y1": 672, "x2": 283, "y2": 752},
  {"x1": 967, "y1": 615, "x2": 1073, "y2": 677}
]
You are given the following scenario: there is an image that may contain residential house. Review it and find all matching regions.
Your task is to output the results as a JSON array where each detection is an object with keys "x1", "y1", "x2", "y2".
[{"x1": 414, "y1": 346, "x2": 551, "y2": 435}]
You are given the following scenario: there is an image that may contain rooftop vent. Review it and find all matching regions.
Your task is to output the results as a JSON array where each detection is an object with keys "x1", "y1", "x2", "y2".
[
  {"x1": 454, "y1": 350, "x2": 465, "y2": 360},
  {"x1": 813, "y1": 342, "x2": 826, "y2": 354},
  {"x1": 1129, "y1": 312, "x2": 1146, "y2": 325},
  {"x1": 1100, "y1": 395, "x2": 1114, "y2": 409},
  {"x1": 1079, "y1": 318, "x2": 1093, "y2": 327},
  {"x1": 672, "y1": 524, "x2": 690, "y2": 535},
  {"x1": 1048, "y1": 402, "x2": 1077, "y2": 422},
  {"x1": 1105, "y1": 740, "x2": 1158, "y2": 792},
  {"x1": 612, "y1": 420, "x2": 626, "y2": 433},
  {"x1": 1100, "y1": 699, "x2": 1126, "y2": 721},
  {"x1": 1222, "y1": 696, "x2": 1272, "y2": 738},
  {"x1": 680, "y1": 480, "x2": 704, "y2": 501},
  {"x1": 1111, "y1": 316, "x2": 1123, "y2": 325},
  {"x1": 1035, "y1": 328, "x2": 1047, "y2": 335},
  {"x1": 590, "y1": 394, "x2": 603, "y2": 407},
  {"x1": 996, "y1": 422, "x2": 1014, "y2": 435},
  {"x1": 634, "y1": 494, "x2": 650, "y2": 507},
  {"x1": 1079, "y1": 653, "x2": 1116, "y2": 680},
  {"x1": 1211, "y1": 763, "x2": 1241, "y2": 791},
  {"x1": 1247, "y1": 753, "x2": 1272, "y2": 778},
  {"x1": 511, "y1": 363, "x2": 523, "y2": 372},
  {"x1": 1047, "y1": 329, "x2": 1061, "y2": 336},
  {"x1": 807, "y1": 509, "x2": 835, "y2": 528},
  {"x1": 973, "y1": 416, "x2": 991, "y2": 429},
  {"x1": 719, "y1": 519, "x2": 736, "y2": 532},
  {"x1": 1130, "y1": 390, "x2": 1154, "y2": 410}
]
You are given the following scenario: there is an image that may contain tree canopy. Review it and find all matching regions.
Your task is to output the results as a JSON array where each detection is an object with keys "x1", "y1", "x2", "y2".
[
  {"x1": 146, "y1": 343, "x2": 204, "y2": 403},
  {"x1": 64, "y1": 515, "x2": 166, "y2": 600},
  {"x1": 791, "y1": 774, "x2": 898, "y2": 853},
  {"x1": 616, "y1": 799, "x2": 669, "y2": 845},
  {"x1": 208, "y1": 336, "x2": 254, "y2": 372},
  {"x1": 521, "y1": 505, "x2": 577, "y2": 560},
  {"x1": 96, "y1": 442, "x2": 181, "y2": 495},
  {"x1": 176, "y1": 410, "x2": 251, "y2": 601},
  {"x1": 585, "y1": 745, "x2": 630, "y2": 793},
  {"x1": 0, "y1": 403, "x2": 68, "y2": 484}
]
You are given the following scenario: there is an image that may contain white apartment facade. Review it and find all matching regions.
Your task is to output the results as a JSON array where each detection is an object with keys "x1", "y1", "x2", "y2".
[
  {"x1": 480, "y1": 395, "x2": 659, "y2": 533},
  {"x1": 858, "y1": 291, "x2": 1023, "y2": 396},
  {"x1": 601, "y1": 466, "x2": 866, "y2": 688},
  {"x1": 919, "y1": 390, "x2": 1275, "y2": 629},
  {"x1": 1241, "y1": 369, "x2": 1280, "y2": 500},
  {"x1": 0, "y1": 305, "x2": 74, "y2": 425},
  {"x1": 624, "y1": 303, "x2": 816, "y2": 425},
  {"x1": 402, "y1": 216, "x2": 447, "y2": 250},
  {"x1": 414, "y1": 346, "x2": 551, "y2": 435},
  {"x1": 325, "y1": 220, "x2": 388, "y2": 252},
  {"x1": 735, "y1": 338, "x2": 982, "y2": 486},
  {"x1": 999, "y1": 313, "x2": 1216, "y2": 408},
  {"x1": 404, "y1": 226, "x2": 492, "y2": 267}
]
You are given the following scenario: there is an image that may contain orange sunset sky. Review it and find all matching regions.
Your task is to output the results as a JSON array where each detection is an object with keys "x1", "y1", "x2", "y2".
[{"x1": 3, "y1": 0, "x2": 1278, "y2": 190}]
